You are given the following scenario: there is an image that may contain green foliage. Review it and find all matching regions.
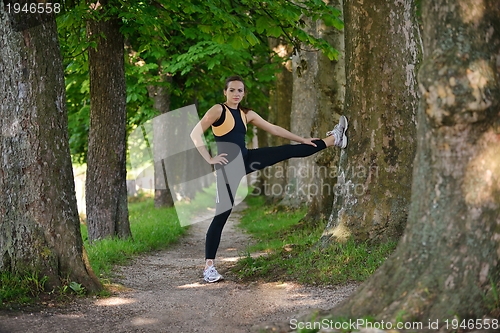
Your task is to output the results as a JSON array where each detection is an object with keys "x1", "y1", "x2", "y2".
[
  {"x1": 81, "y1": 198, "x2": 185, "y2": 278},
  {"x1": 0, "y1": 271, "x2": 97, "y2": 308},
  {"x1": 58, "y1": 3, "x2": 91, "y2": 163},
  {"x1": 58, "y1": 0, "x2": 343, "y2": 163},
  {"x1": 69, "y1": 281, "x2": 85, "y2": 296},
  {"x1": 233, "y1": 196, "x2": 397, "y2": 285},
  {"x1": 0, "y1": 272, "x2": 47, "y2": 306},
  {"x1": 56, "y1": 278, "x2": 87, "y2": 299}
]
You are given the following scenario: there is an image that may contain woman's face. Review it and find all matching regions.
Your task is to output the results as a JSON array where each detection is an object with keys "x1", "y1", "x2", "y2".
[{"x1": 224, "y1": 80, "x2": 245, "y2": 105}]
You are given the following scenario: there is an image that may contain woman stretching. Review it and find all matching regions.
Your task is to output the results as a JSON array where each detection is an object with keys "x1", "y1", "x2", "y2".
[{"x1": 190, "y1": 75, "x2": 348, "y2": 283}]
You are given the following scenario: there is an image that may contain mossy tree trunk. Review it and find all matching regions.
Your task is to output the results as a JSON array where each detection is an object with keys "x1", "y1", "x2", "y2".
[
  {"x1": 332, "y1": 0, "x2": 500, "y2": 323},
  {"x1": 148, "y1": 72, "x2": 174, "y2": 209},
  {"x1": 280, "y1": 17, "x2": 320, "y2": 208},
  {"x1": 321, "y1": 0, "x2": 421, "y2": 244},
  {"x1": 0, "y1": 3, "x2": 101, "y2": 291},
  {"x1": 86, "y1": 0, "x2": 132, "y2": 242},
  {"x1": 304, "y1": 0, "x2": 345, "y2": 222},
  {"x1": 256, "y1": 37, "x2": 293, "y2": 202}
]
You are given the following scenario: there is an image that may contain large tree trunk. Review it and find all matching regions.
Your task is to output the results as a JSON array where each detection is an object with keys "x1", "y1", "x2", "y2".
[
  {"x1": 331, "y1": 0, "x2": 500, "y2": 324},
  {"x1": 304, "y1": 0, "x2": 345, "y2": 221},
  {"x1": 280, "y1": 18, "x2": 321, "y2": 208},
  {"x1": 86, "y1": 1, "x2": 132, "y2": 242},
  {"x1": 0, "y1": 4, "x2": 101, "y2": 291},
  {"x1": 321, "y1": 0, "x2": 421, "y2": 243},
  {"x1": 256, "y1": 37, "x2": 293, "y2": 202},
  {"x1": 280, "y1": 2, "x2": 344, "y2": 213},
  {"x1": 148, "y1": 72, "x2": 174, "y2": 208}
]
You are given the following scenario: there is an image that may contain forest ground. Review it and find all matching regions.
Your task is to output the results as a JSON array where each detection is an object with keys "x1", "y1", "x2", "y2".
[{"x1": 0, "y1": 203, "x2": 357, "y2": 333}]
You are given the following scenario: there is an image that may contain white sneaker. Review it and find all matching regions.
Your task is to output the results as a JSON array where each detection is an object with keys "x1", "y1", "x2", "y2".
[
  {"x1": 326, "y1": 115, "x2": 348, "y2": 148},
  {"x1": 204, "y1": 265, "x2": 223, "y2": 283}
]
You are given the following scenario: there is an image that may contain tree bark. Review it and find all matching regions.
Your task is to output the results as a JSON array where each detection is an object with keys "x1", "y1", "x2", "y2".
[
  {"x1": 0, "y1": 4, "x2": 101, "y2": 291},
  {"x1": 321, "y1": 0, "x2": 421, "y2": 244},
  {"x1": 86, "y1": 0, "x2": 132, "y2": 242},
  {"x1": 280, "y1": 1, "x2": 344, "y2": 214},
  {"x1": 280, "y1": 18, "x2": 320, "y2": 208},
  {"x1": 304, "y1": 0, "x2": 345, "y2": 221},
  {"x1": 332, "y1": 0, "x2": 500, "y2": 324},
  {"x1": 148, "y1": 72, "x2": 175, "y2": 208},
  {"x1": 256, "y1": 37, "x2": 293, "y2": 202}
]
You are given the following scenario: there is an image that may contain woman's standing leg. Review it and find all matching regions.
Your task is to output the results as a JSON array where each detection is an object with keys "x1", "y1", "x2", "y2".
[{"x1": 204, "y1": 162, "x2": 244, "y2": 282}]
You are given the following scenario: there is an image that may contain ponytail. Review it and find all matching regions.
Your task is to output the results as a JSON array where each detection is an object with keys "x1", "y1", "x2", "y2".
[{"x1": 238, "y1": 103, "x2": 251, "y2": 114}]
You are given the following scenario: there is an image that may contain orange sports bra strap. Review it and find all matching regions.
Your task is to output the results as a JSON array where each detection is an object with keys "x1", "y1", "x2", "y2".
[{"x1": 211, "y1": 104, "x2": 235, "y2": 136}]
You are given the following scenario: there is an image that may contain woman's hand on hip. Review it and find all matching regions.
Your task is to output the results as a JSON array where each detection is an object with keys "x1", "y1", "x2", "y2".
[{"x1": 210, "y1": 153, "x2": 229, "y2": 165}]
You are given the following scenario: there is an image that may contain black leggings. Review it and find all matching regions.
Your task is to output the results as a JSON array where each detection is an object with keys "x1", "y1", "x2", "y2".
[{"x1": 205, "y1": 139, "x2": 327, "y2": 259}]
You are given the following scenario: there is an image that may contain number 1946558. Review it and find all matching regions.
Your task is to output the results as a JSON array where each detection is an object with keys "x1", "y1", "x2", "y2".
[{"x1": 6, "y1": 2, "x2": 61, "y2": 14}]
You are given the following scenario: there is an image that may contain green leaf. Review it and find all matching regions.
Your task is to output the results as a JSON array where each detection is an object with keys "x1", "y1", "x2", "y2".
[
  {"x1": 245, "y1": 32, "x2": 260, "y2": 46},
  {"x1": 255, "y1": 16, "x2": 271, "y2": 34},
  {"x1": 213, "y1": 34, "x2": 226, "y2": 44},
  {"x1": 268, "y1": 26, "x2": 282, "y2": 38},
  {"x1": 69, "y1": 282, "x2": 83, "y2": 293},
  {"x1": 332, "y1": 17, "x2": 344, "y2": 30},
  {"x1": 231, "y1": 35, "x2": 249, "y2": 49},
  {"x1": 323, "y1": 14, "x2": 344, "y2": 30},
  {"x1": 207, "y1": 57, "x2": 220, "y2": 70},
  {"x1": 325, "y1": 47, "x2": 340, "y2": 61},
  {"x1": 295, "y1": 29, "x2": 310, "y2": 43},
  {"x1": 199, "y1": 25, "x2": 212, "y2": 34}
]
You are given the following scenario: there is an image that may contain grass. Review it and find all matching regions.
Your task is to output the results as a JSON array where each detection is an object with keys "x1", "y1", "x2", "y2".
[
  {"x1": 1, "y1": 197, "x2": 185, "y2": 308},
  {"x1": 0, "y1": 272, "x2": 48, "y2": 306},
  {"x1": 484, "y1": 276, "x2": 500, "y2": 318},
  {"x1": 233, "y1": 195, "x2": 398, "y2": 286},
  {"x1": 82, "y1": 197, "x2": 186, "y2": 279}
]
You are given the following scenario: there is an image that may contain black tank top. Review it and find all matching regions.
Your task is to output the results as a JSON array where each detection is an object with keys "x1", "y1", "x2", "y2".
[{"x1": 211, "y1": 104, "x2": 248, "y2": 159}]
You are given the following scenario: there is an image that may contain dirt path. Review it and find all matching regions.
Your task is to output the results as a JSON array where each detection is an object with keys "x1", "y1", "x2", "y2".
[{"x1": 0, "y1": 204, "x2": 357, "y2": 333}]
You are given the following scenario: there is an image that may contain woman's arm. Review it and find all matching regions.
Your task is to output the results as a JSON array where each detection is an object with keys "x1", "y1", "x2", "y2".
[
  {"x1": 246, "y1": 110, "x2": 318, "y2": 147},
  {"x1": 190, "y1": 105, "x2": 229, "y2": 165}
]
